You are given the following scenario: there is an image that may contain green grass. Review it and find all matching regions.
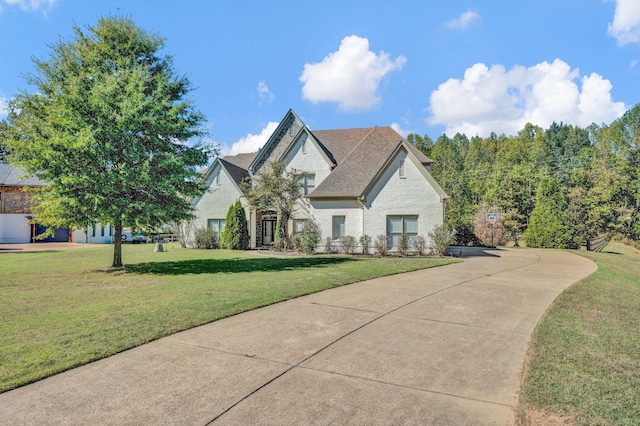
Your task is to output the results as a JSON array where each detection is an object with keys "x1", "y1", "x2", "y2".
[
  {"x1": 518, "y1": 242, "x2": 640, "y2": 425},
  {"x1": 0, "y1": 244, "x2": 455, "y2": 393}
]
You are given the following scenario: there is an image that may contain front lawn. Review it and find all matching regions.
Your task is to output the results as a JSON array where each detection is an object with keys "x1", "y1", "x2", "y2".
[
  {"x1": 0, "y1": 244, "x2": 455, "y2": 393},
  {"x1": 518, "y1": 241, "x2": 640, "y2": 425}
]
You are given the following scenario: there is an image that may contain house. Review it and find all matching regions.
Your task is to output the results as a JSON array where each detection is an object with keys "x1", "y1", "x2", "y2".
[
  {"x1": 0, "y1": 162, "x2": 67, "y2": 243},
  {"x1": 0, "y1": 162, "x2": 115, "y2": 244},
  {"x1": 191, "y1": 109, "x2": 448, "y2": 252}
]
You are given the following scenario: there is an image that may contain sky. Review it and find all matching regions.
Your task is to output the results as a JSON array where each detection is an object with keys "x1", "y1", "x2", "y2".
[{"x1": 1, "y1": 0, "x2": 639, "y2": 158}]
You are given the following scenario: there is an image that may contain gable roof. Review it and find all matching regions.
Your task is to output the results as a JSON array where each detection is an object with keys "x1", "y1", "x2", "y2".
[
  {"x1": 223, "y1": 153, "x2": 256, "y2": 171},
  {"x1": 308, "y1": 127, "x2": 437, "y2": 199},
  {"x1": 0, "y1": 163, "x2": 46, "y2": 187},
  {"x1": 219, "y1": 156, "x2": 252, "y2": 187}
]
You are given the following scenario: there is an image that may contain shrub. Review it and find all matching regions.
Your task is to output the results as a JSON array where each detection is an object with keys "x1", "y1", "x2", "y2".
[
  {"x1": 302, "y1": 219, "x2": 322, "y2": 254},
  {"x1": 220, "y1": 200, "x2": 250, "y2": 250},
  {"x1": 452, "y1": 223, "x2": 481, "y2": 247},
  {"x1": 374, "y1": 234, "x2": 389, "y2": 256},
  {"x1": 194, "y1": 226, "x2": 218, "y2": 249},
  {"x1": 397, "y1": 233, "x2": 410, "y2": 256},
  {"x1": 339, "y1": 235, "x2": 357, "y2": 254},
  {"x1": 292, "y1": 234, "x2": 303, "y2": 252},
  {"x1": 413, "y1": 235, "x2": 426, "y2": 256},
  {"x1": 324, "y1": 236, "x2": 333, "y2": 254},
  {"x1": 428, "y1": 224, "x2": 454, "y2": 256},
  {"x1": 359, "y1": 234, "x2": 372, "y2": 255}
]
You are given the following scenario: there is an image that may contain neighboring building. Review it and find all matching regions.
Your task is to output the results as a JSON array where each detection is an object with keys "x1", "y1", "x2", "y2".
[
  {"x1": 0, "y1": 162, "x2": 114, "y2": 244},
  {"x1": 0, "y1": 163, "x2": 69, "y2": 243},
  {"x1": 192, "y1": 109, "x2": 448, "y2": 252}
]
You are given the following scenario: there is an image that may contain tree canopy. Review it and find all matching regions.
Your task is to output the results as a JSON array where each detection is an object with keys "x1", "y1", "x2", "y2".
[
  {"x1": 0, "y1": 15, "x2": 212, "y2": 267},
  {"x1": 408, "y1": 104, "x2": 640, "y2": 247}
]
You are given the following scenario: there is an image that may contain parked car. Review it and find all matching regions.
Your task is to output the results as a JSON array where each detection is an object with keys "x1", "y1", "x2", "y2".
[{"x1": 120, "y1": 230, "x2": 150, "y2": 244}]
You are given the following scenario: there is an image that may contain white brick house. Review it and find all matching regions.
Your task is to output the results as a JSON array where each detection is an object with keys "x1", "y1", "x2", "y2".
[{"x1": 192, "y1": 109, "x2": 448, "y2": 252}]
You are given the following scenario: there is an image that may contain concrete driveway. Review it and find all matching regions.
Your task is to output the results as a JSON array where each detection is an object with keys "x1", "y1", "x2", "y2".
[{"x1": 0, "y1": 248, "x2": 597, "y2": 425}]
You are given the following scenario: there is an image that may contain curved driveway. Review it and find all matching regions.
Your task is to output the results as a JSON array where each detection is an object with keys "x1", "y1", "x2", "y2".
[{"x1": 0, "y1": 248, "x2": 597, "y2": 425}]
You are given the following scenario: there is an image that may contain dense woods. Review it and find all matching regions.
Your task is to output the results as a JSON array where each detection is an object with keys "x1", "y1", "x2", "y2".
[{"x1": 409, "y1": 104, "x2": 640, "y2": 248}]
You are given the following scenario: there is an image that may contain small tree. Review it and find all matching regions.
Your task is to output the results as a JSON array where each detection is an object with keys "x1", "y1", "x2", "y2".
[
  {"x1": 501, "y1": 208, "x2": 526, "y2": 247},
  {"x1": 474, "y1": 207, "x2": 506, "y2": 247},
  {"x1": 374, "y1": 234, "x2": 389, "y2": 256},
  {"x1": 220, "y1": 200, "x2": 250, "y2": 250},
  {"x1": 524, "y1": 177, "x2": 578, "y2": 249},
  {"x1": 241, "y1": 161, "x2": 306, "y2": 250},
  {"x1": 413, "y1": 235, "x2": 427, "y2": 256},
  {"x1": 171, "y1": 219, "x2": 194, "y2": 248},
  {"x1": 339, "y1": 236, "x2": 357, "y2": 254},
  {"x1": 273, "y1": 216, "x2": 284, "y2": 251},
  {"x1": 302, "y1": 219, "x2": 322, "y2": 254},
  {"x1": 428, "y1": 224, "x2": 454, "y2": 256},
  {"x1": 359, "y1": 234, "x2": 372, "y2": 255}
]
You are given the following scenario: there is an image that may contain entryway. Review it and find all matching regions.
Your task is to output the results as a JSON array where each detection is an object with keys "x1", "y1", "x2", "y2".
[{"x1": 262, "y1": 219, "x2": 276, "y2": 245}]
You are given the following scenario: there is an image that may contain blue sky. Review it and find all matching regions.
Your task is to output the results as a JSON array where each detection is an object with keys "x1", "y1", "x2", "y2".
[{"x1": 1, "y1": 0, "x2": 639, "y2": 157}]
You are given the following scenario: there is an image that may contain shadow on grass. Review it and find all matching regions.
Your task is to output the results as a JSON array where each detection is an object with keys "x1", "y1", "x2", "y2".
[{"x1": 125, "y1": 256, "x2": 356, "y2": 275}]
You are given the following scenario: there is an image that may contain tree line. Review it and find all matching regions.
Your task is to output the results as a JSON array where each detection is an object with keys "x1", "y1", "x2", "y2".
[{"x1": 408, "y1": 105, "x2": 640, "y2": 248}]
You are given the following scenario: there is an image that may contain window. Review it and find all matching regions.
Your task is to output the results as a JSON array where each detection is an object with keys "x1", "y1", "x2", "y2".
[
  {"x1": 215, "y1": 171, "x2": 221, "y2": 186},
  {"x1": 302, "y1": 174, "x2": 315, "y2": 195},
  {"x1": 101, "y1": 225, "x2": 105, "y2": 237},
  {"x1": 293, "y1": 219, "x2": 306, "y2": 236},
  {"x1": 387, "y1": 215, "x2": 418, "y2": 248},
  {"x1": 399, "y1": 159, "x2": 406, "y2": 178},
  {"x1": 207, "y1": 219, "x2": 226, "y2": 237},
  {"x1": 301, "y1": 139, "x2": 307, "y2": 154},
  {"x1": 91, "y1": 225, "x2": 95, "y2": 237},
  {"x1": 332, "y1": 216, "x2": 345, "y2": 240}
]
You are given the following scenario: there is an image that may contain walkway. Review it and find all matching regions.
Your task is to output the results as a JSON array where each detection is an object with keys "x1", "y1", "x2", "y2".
[{"x1": 0, "y1": 248, "x2": 597, "y2": 425}]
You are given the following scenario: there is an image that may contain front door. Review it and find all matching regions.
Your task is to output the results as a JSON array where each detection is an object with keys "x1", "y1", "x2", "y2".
[{"x1": 262, "y1": 220, "x2": 275, "y2": 245}]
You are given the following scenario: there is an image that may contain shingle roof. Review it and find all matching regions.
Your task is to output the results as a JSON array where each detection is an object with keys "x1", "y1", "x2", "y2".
[
  {"x1": 209, "y1": 125, "x2": 436, "y2": 200},
  {"x1": 219, "y1": 157, "x2": 251, "y2": 187},
  {"x1": 309, "y1": 127, "x2": 432, "y2": 198},
  {"x1": 311, "y1": 128, "x2": 433, "y2": 166},
  {"x1": 0, "y1": 163, "x2": 47, "y2": 186},
  {"x1": 223, "y1": 153, "x2": 256, "y2": 171}
]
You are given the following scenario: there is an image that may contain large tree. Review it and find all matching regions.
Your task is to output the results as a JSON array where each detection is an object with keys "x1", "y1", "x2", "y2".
[{"x1": 0, "y1": 16, "x2": 211, "y2": 267}]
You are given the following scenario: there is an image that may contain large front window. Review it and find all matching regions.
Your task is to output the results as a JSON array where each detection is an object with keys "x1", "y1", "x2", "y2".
[
  {"x1": 332, "y1": 216, "x2": 345, "y2": 240},
  {"x1": 207, "y1": 219, "x2": 226, "y2": 237},
  {"x1": 387, "y1": 215, "x2": 418, "y2": 248}
]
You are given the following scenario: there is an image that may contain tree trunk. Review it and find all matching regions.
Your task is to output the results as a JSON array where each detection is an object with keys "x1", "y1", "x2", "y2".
[{"x1": 112, "y1": 222, "x2": 123, "y2": 268}]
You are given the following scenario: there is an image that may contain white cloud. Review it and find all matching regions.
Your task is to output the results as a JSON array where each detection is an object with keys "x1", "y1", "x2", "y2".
[
  {"x1": 257, "y1": 80, "x2": 274, "y2": 104},
  {"x1": 299, "y1": 35, "x2": 407, "y2": 111},
  {"x1": 0, "y1": 0, "x2": 57, "y2": 13},
  {"x1": 608, "y1": 0, "x2": 640, "y2": 45},
  {"x1": 446, "y1": 10, "x2": 481, "y2": 30},
  {"x1": 390, "y1": 122, "x2": 410, "y2": 138},
  {"x1": 428, "y1": 59, "x2": 626, "y2": 137},
  {"x1": 222, "y1": 121, "x2": 279, "y2": 156}
]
